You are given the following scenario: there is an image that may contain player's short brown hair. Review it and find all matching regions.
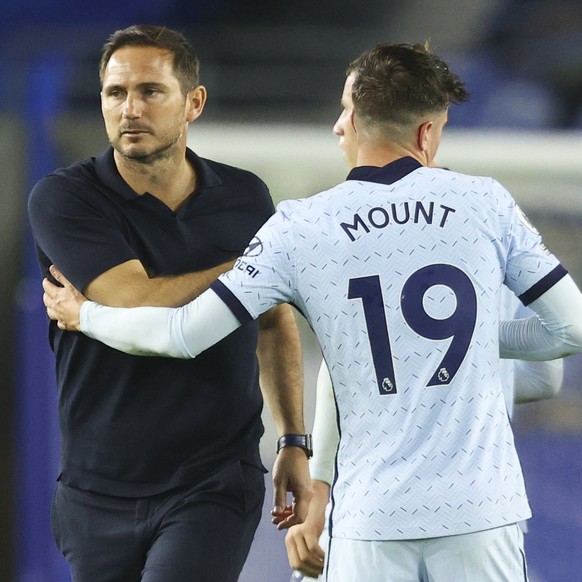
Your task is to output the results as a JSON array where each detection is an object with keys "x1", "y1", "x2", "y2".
[{"x1": 348, "y1": 42, "x2": 469, "y2": 138}]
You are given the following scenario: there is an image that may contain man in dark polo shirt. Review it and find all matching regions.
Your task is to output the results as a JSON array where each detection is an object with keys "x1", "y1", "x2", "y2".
[{"x1": 27, "y1": 24, "x2": 311, "y2": 582}]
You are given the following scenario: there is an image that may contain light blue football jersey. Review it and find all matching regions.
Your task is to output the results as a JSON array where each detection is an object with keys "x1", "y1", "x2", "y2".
[{"x1": 215, "y1": 157, "x2": 565, "y2": 540}]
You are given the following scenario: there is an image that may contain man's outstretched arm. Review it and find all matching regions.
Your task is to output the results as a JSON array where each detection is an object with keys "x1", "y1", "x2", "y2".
[{"x1": 44, "y1": 265, "x2": 241, "y2": 357}]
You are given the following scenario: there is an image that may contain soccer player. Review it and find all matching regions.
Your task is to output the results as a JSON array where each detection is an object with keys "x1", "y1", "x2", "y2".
[
  {"x1": 27, "y1": 24, "x2": 311, "y2": 582},
  {"x1": 43, "y1": 42, "x2": 582, "y2": 581},
  {"x1": 284, "y1": 58, "x2": 565, "y2": 581}
]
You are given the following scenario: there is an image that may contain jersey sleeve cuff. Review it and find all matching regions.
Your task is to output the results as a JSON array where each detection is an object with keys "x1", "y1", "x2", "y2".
[
  {"x1": 519, "y1": 264, "x2": 568, "y2": 306},
  {"x1": 210, "y1": 280, "x2": 255, "y2": 324}
]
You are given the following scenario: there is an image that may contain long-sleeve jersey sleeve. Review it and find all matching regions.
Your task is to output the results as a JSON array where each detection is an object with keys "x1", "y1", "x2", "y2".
[
  {"x1": 79, "y1": 243, "x2": 582, "y2": 367},
  {"x1": 500, "y1": 275, "x2": 582, "y2": 359},
  {"x1": 309, "y1": 361, "x2": 340, "y2": 486},
  {"x1": 80, "y1": 288, "x2": 241, "y2": 358}
]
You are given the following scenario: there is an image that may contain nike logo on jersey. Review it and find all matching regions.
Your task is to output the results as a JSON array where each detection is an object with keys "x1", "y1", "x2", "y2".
[{"x1": 243, "y1": 236, "x2": 264, "y2": 257}]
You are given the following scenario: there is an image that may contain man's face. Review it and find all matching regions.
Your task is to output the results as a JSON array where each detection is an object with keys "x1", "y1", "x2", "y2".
[
  {"x1": 332, "y1": 73, "x2": 357, "y2": 170},
  {"x1": 101, "y1": 46, "x2": 194, "y2": 163}
]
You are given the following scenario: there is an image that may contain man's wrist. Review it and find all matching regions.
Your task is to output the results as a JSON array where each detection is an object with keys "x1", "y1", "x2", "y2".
[{"x1": 276, "y1": 434, "x2": 313, "y2": 458}]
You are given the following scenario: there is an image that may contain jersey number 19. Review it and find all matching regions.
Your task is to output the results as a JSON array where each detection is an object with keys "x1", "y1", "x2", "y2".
[{"x1": 348, "y1": 263, "x2": 477, "y2": 395}]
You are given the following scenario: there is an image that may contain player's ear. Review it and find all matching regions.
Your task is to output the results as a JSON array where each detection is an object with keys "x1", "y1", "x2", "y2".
[
  {"x1": 349, "y1": 109, "x2": 357, "y2": 133},
  {"x1": 186, "y1": 85, "x2": 207, "y2": 122},
  {"x1": 417, "y1": 120, "x2": 433, "y2": 152}
]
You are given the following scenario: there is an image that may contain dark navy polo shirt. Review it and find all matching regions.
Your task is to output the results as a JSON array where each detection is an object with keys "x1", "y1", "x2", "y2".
[{"x1": 28, "y1": 147, "x2": 274, "y2": 497}]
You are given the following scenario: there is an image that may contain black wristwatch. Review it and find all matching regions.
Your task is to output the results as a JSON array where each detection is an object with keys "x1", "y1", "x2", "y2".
[{"x1": 276, "y1": 434, "x2": 313, "y2": 458}]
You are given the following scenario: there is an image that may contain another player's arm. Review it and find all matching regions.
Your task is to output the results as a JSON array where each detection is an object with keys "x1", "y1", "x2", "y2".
[
  {"x1": 286, "y1": 361, "x2": 338, "y2": 576},
  {"x1": 44, "y1": 267, "x2": 241, "y2": 357},
  {"x1": 83, "y1": 258, "x2": 234, "y2": 307},
  {"x1": 285, "y1": 480, "x2": 329, "y2": 577},
  {"x1": 508, "y1": 302, "x2": 564, "y2": 404},
  {"x1": 513, "y1": 358, "x2": 563, "y2": 404}
]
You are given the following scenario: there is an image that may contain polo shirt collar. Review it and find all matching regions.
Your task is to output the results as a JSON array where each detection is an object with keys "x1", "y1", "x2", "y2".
[
  {"x1": 94, "y1": 147, "x2": 222, "y2": 200},
  {"x1": 346, "y1": 156, "x2": 423, "y2": 186}
]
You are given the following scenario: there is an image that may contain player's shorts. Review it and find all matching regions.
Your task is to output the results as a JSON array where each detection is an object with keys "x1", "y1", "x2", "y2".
[{"x1": 325, "y1": 523, "x2": 528, "y2": 582}]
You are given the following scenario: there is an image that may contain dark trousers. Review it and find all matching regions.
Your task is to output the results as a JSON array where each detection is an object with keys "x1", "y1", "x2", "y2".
[{"x1": 51, "y1": 460, "x2": 265, "y2": 582}]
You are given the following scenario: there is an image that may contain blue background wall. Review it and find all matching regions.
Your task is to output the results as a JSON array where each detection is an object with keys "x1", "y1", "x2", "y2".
[{"x1": 2, "y1": 2, "x2": 582, "y2": 581}]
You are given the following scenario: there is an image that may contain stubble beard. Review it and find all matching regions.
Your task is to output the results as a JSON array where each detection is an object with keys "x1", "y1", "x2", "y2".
[{"x1": 111, "y1": 125, "x2": 185, "y2": 166}]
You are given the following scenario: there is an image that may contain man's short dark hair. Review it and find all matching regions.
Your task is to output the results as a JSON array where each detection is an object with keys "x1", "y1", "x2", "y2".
[
  {"x1": 349, "y1": 42, "x2": 469, "y2": 135},
  {"x1": 99, "y1": 24, "x2": 200, "y2": 94}
]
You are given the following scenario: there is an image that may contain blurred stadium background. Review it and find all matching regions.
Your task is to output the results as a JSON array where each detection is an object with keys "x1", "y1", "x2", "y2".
[{"x1": 1, "y1": 1, "x2": 581, "y2": 581}]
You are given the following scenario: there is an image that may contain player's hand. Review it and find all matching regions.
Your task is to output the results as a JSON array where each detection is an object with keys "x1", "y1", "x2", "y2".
[
  {"x1": 271, "y1": 447, "x2": 312, "y2": 530},
  {"x1": 43, "y1": 265, "x2": 86, "y2": 331},
  {"x1": 285, "y1": 478, "x2": 328, "y2": 576},
  {"x1": 285, "y1": 520, "x2": 325, "y2": 577}
]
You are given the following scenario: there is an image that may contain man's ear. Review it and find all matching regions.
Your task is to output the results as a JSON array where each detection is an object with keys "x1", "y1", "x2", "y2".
[
  {"x1": 417, "y1": 119, "x2": 434, "y2": 152},
  {"x1": 349, "y1": 109, "x2": 357, "y2": 134},
  {"x1": 186, "y1": 85, "x2": 207, "y2": 122}
]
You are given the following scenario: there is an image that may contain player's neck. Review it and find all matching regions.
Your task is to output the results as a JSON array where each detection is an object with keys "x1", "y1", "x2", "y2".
[{"x1": 356, "y1": 143, "x2": 424, "y2": 169}]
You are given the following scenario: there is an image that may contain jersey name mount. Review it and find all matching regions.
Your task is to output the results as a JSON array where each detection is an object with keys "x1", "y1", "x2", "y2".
[{"x1": 340, "y1": 200, "x2": 456, "y2": 242}]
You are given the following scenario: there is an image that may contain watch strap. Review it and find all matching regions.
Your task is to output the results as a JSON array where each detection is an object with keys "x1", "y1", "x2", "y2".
[{"x1": 276, "y1": 433, "x2": 313, "y2": 458}]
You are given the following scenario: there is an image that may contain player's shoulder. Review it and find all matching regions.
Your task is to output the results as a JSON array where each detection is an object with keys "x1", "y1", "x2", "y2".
[
  {"x1": 420, "y1": 166, "x2": 512, "y2": 207},
  {"x1": 276, "y1": 182, "x2": 349, "y2": 216},
  {"x1": 422, "y1": 165, "x2": 499, "y2": 187}
]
